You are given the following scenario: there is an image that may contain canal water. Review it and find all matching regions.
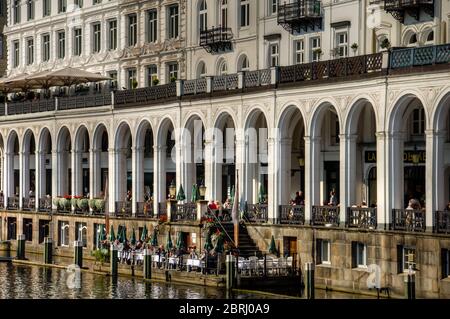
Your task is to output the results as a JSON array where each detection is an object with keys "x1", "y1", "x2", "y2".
[{"x1": 0, "y1": 262, "x2": 373, "y2": 299}]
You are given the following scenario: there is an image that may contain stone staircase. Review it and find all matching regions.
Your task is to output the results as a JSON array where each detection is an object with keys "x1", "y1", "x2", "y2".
[{"x1": 219, "y1": 222, "x2": 263, "y2": 258}]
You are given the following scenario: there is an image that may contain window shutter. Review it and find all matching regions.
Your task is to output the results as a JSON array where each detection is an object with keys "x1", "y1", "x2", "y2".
[
  {"x1": 441, "y1": 249, "x2": 448, "y2": 279},
  {"x1": 397, "y1": 245, "x2": 403, "y2": 274},
  {"x1": 316, "y1": 239, "x2": 322, "y2": 265},
  {"x1": 351, "y1": 241, "x2": 357, "y2": 268}
]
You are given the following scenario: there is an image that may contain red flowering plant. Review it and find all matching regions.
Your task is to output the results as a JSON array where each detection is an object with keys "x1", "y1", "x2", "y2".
[{"x1": 158, "y1": 214, "x2": 168, "y2": 224}]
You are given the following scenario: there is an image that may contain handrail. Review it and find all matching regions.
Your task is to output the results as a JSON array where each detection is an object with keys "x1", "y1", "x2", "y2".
[{"x1": 205, "y1": 207, "x2": 235, "y2": 248}]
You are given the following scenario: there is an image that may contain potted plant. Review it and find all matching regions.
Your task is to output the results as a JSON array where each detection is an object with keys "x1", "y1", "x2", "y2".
[
  {"x1": 52, "y1": 197, "x2": 60, "y2": 210},
  {"x1": 152, "y1": 77, "x2": 160, "y2": 86},
  {"x1": 95, "y1": 199, "x2": 105, "y2": 213},
  {"x1": 89, "y1": 199, "x2": 97, "y2": 212},
  {"x1": 91, "y1": 246, "x2": 110, "y2": 270},
  {"x1": 380, "y1": 38, "x2": 391, "y2": 50},
  {"x1": 314, "y1": 48, "x2": 323, "y2": 61},
  {"x1": 351, "y1": 43, "x2": 358, "y2": 54},
  {"x1": 132, "y1": 79, "x2": 138, "y2": 89},
  {"x1": 170, "y1": 75, "x2": 177, "y2": 83},
  {"x1": 78, "y1": 198, "x2": 89, "y2": 212}
]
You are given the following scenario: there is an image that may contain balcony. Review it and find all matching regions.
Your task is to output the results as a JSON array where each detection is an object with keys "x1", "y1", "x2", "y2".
[
  {"x1": 278, "y1": 0, "x2": 322, "y2": 33},
  {"x1": 170, "y1": 203, "x2": 197, "y2": 222},
  {"x1": 390, "y1": 209, "x2": 425, "y2": 232},
  {"x1": 346, "y1": 207, "x2": 377, "y2": 229},
  {"x1": 115, "y1": 201, "x2": 132, "y2": 217},
  {"x1": 244, "y1": 204, "x2": 268, "y2": 223},
  {"x1": 435, "y1": 211, "x2": 450, "y2": 234},
  {"x1": 200, "y1": 27, "x2": 233, "y2": 53},
  {"x1": 384, "y1": 0, "x2": 434, "y2": 22},
  {"x1": 311, "y1": 206, "x2": 339, "y2": 227},
  {"x1": 279, "y1": 205, "x2": 305, "y2": 225},
  {"x1": 390, "y1": 44, "x2": 450, "y2": 69},
  {"x1": 136, "y1": 201, "x2": 154, "y2": 218}
]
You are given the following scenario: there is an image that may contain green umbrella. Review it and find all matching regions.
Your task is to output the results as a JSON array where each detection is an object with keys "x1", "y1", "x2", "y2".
[
  {"x1": 204, "y1": 230, "x2": 213, "y2": 251},
  {"x1": 99, "y1": 225, "x2": 106, "y2": 241},
  {"x1": 268, "y1": 235, "x2": 276, "y2": 254},
  {"x1": 166, "y1": 231, "x2": 173, "y2": 250},
  {"x1": 191, "y1": 184, "x2": 199, "y2": 202},
  {"x1": 176, "y1": 232, "x2": 184, "y2": 250},
  {"x1": 214, "y1": 233, "x2": 224, "y2": 253},
  {"x1": 122, "y1": 226, "x2": 128, "y2": 243},
  {"x1": 230, "y1": 185, "x2": 235, "y2": 203},
  {"x1": 258, "y1": 183, "x2": 266, "y2": 204},
  {"x1": 151, "y1": 228, "x2": 158, "y2": 247},
  {"x1": 176, "y1": 185, "x2": 186, "y2": 201},
  {"x1": 108, "y1": 225, "x2": 116, "y2": 242},
  {"x1": 130, "y1": 228, "x2": 136, "y2": 245},
  {"x1": 117, "y1": 226, "x2": 122, "y2": 243},
  {"x1": 141, "y1": 225, "x2": 148, "y2": 241}
]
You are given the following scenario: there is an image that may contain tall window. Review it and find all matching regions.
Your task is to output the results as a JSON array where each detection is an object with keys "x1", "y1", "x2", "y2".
[
  {"x1": 74, "y1": 28, "x2": 82, "y2": 56},
  {"x1": 26, "y1": 38, "x2": 34, "y2": 65},
  {"x1": 269, "y1": 0, "x2": 277, "y2": 15},
  {"x1": 218, "y1": 60, "x2": 228, "y2": 75},
  {"x1": 13, "y1": 0, "x2": 20, "y2": 24},
  {"x1": 58, "y1": 0, "x2": 66, "y2": 13},
  {"x1": 412, "y1": 108, "x2": 425, "y2": 135},
  {"x1": 220, "y1": 0, "x2": 228, "y2": 28},
  {"x1": 58, "y1": 221, "x2": 69, "y2": 247},
  {"x1": 92, "y1": 22, "x2": 101, "y2": 53},
  {"x1": 42, "y1": 34, "x2": 50, "y2": 61},
  {"x1": 108, "y1": 20, "x2": 117, "y2": 50},
  {"x1": 128, "y1": 14, "x2": 137, "y2": 46},
  {"x1": 58, "y1": 31, "x2": 65, "y2": 59},
  {"x1": 127, "y1": 68, "x2": 137, "y2": 89},
  {"x1": 240, "y1": 0, "x2": 249, "y2": 27},
  {"x1": 168, "y1": 5, "x2": 179, "y2": 39},
  {"x1": 442, "y1": 248, "x2": 450, "y2": 279},
  {"x1": 43, "y1": 0, "x2": 51, "y2": 17},
  {"x1": 316, "y1": 239, "x2": 331, "y2": 265},
  {"x1": 108, "y1": 70, "x2": 117, "y2": 90},
  {"x1": 0, "y1": 35, "x2": 3, "y2": 59},
  {"x1": 239, "y1": 55, "x2": 249, "y2": 71},
  {"x1": 147, "y1": 64, "x2": 158, "y2": 86},
  {"x1": 75, "y1": 222, "x2": 87, "y2": 247},
  {"x1": 13, "y1": 40, "x2": 19, "y2": 67},
  {"x1": 27, "y1": 0, "x2": 34, "y2": 20},
  {"x1": 311, "y1": 37, "x2": 321, "y2": 62},
  {"x1": 352, "y1": 242, "x2": 367, "y2": 268},
  {"x1": 168, "y1": 63, "x2": 178, "y2": 81},
  {"x1": 147, "y1": 10, "x2": 157, "y2": 43},
  {"x1": 335, "y1": 31, "x2": 348, "y2": 58},
  {"x1": 403, "y1": 247, "x2": 416, "y2": 272},
  {"x1": 295, "y1": 39, "x2": 304, "y2": 64},
  {"x1": 269, "y1": 43, "x2": 279, "y2": 67},
  {"x1": 199, "y1": 0, "x2": 207, "y2": 32},
  {"x1": 197, "y1": 61, "x2": 206, "y2": 78},
  {"x1": 93, "y1": 224, "x2": 106, "y2": 249},
  {"x1": 74, "y1": 0, "x2": 83, "y2": 8}
]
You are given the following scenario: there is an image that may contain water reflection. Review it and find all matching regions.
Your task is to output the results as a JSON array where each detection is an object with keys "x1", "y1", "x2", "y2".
[{"x1": 0, "y1": 263, "x2": 373, "y2": 299}]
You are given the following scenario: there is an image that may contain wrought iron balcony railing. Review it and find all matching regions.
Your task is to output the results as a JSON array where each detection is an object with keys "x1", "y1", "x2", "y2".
[
  {"x1": 115, "y1": 201, "x2": 132, "y2": 217},
  {"x1": 244, "y1": 204, "x2": 269, "y2": 223},
  {"x1": 390, "y1": 209, "x2": 425, "y2": 232},
  {"x1": 435, "y1": 211, "x2": 450, "y2": 234},
  {"x1": 311, "y1": 206, "x2": 339, "y2": 227},
  {"x1": 22, "y1": 197, "x2": 36, "y2": 211},
  {"x1": 280, "y1": 205, "x2": 305, "y2": 225},
  {"x1": 200, "y1": 26, "x2": 233, "y2": 53},
  {"x1": 171, "y1": 203, "x2": 197, "y2": 222},
  {"x1": 136, "y1": 201, "x2": 154, "y2": 217},
  {"x1": 384, "y1": 0, "x2": 434, "y2": 22},
  {"x1": 38, "y1": 197, "x2": 52, "y2": 212},
  {"x1": 279, "y1": 52, "x2": 383, "y2": 83},
  {"x1": 115, "y1": 83, "x2": 177, "y2": 107},
  {"x1": 346, "y1": 207, "x2": 377, "y2": 229},
  {"x1": 390, "y1": 44, "x2": 450, "y2": 69},
  {"x1": 7, "y1": 197, "x2": 19, "y2": 210},
  {"x1": 278, "y1": 0, "x2": 322, "y2": 33}
]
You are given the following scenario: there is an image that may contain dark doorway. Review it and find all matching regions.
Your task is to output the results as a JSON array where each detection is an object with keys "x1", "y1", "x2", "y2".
[
  {"x1": 222, "y1": 164, "x2": 235, "y2": 201},
  {"x1": 83, "y1": 168, "x2": 89, "y2": 196},
  {"x1": 404, "y1": 165, "x2": 425, "y2": 207},
  {"x1": 14, "y1": 170, "x2": 19, "y2": 195},
  {"x1": 7, "y1": 217, "x2": 17, "y2": 240},
  {"x1": 283, "y1": 236, "x2": 297, "y2": 257},
  {"x1": 325, "y1": 161, "x2": 340, "y2": 203},
  {"x1": 39, "y1": 220, "x2": 50, "y2": 243},
  {"x1": 101, "y1": 168, "x2": 108, "y2": 193},
  {"x1": 23, "y1": 218, "x2": 33, "y2": 241},
  {"x1": 368, "y1": 167, "x2": 377, "y2": 207},
  {"x1": 46, "y1": 169, "x2": 52, "y2": 196}
]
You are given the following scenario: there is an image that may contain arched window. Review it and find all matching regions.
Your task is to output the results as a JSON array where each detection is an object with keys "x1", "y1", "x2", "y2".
[
  {"x1": 405, "y1": 32, "x2": 417, "y2": 47},
  {"x1": 377, "y1": 35, "x2": 389, "y2": 52},
  {"x1": 424, "y1": 30, "x2": 434, "y2": 44},
  {"x1": 238, "y1": 55, "x2": 249, "y2": 71},
  {"x1": 218, "y1": 59, "x2": 228, "y2": 75},
  {"x1": 197, "y1": 61, "x2": 207, "y2": 78},
  {"x1": 199, "y1": 0, "x2": 207, "y2": 32},
  {"x1": 220, "y1": 0, "x2": 228, "y2": 28}
]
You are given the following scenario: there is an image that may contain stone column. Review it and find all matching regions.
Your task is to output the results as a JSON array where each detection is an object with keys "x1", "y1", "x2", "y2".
[
  {"x1": 108, "y1": 148, "x2": 117, "y2": 215},
  {"x1": 304, "y1": 136, "x2": 321, "y2": 224},
  {"x1": 89, "y1": 148, "x2": 101, "y2": 199},
  {"x1": 387, "y1": 132, "x2": 404, "y2": 222},
  {"x1": 72, "y1": 150, "x2": 83, "y2": 197},
  {"x1": 204, "y1": 138, "x2": 215, "y2": 201},
  {"x1": 181, "y1": 142, "x2": 194, "y2": 201},
  {"x1": 278, "y1": 138, "x2": 293, "y2": 206},
  {"x1": 19, "y1": 151, "x2": 30, "y2": 210},
  {"x1": 132, "y1": 146, "x2": 144, "y2": 216},
  {"x1": 4, "y1": 151, "x2": 13, "y2": 208},
  {"x1": 267, "y1": 136, "x2": 279, "y2": 223},
  {"x1": 35, "y1": 150, "x2": 45, "y2": 212},
  {"x1": 339, "y1": 134, "x2": 357, "y2": 225},
  {"x1": 235, "y1": 136, "x2": 245, "y2": 207},
  {"x1": 154, "y1": 145, "x2": 167, "y2": 216},
  {"x1": 425, "y1": 130, "x2": 446, "y2": 231},
  {"x1": 375, "y1": 131, "x2": 389, "y2": 229},
  {"x1": 51, "y1": 150, "x2": 59, "y2": 209}
]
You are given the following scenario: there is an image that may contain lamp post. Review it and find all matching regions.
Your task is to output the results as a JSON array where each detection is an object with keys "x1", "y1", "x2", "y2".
[
  {"x1": 199, "y1": 182, "x2": 206, "y2": 200},
  {"x1": 169, "y1": 180, "x2": 176, "y2": 199}
]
